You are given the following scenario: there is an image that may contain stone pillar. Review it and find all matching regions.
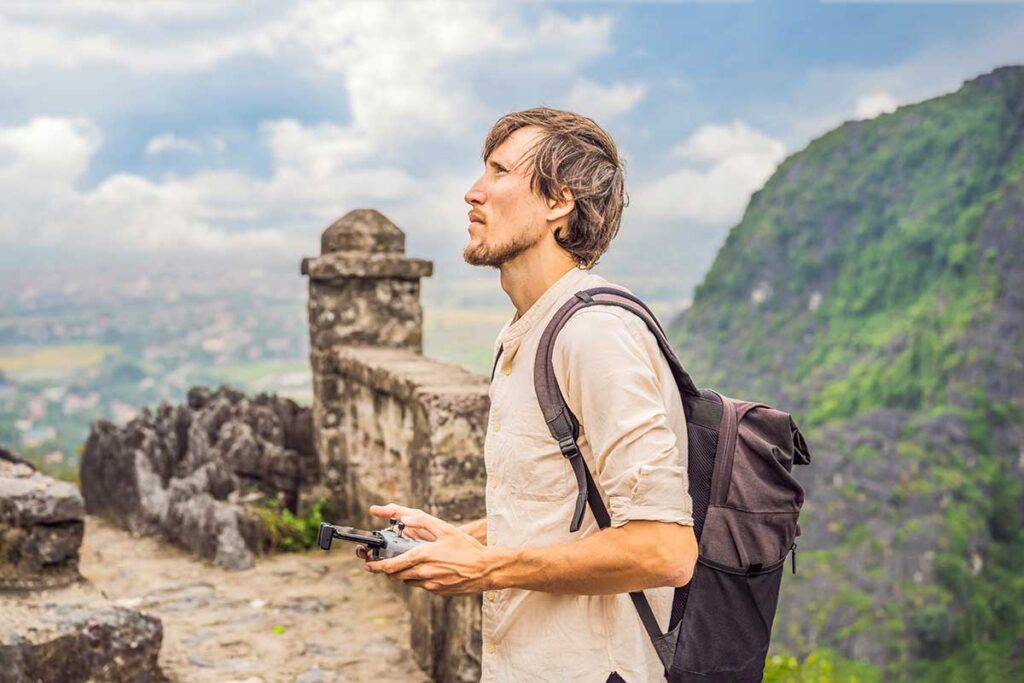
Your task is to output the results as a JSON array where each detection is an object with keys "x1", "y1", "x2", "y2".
[
  {"x1": 301, "y1": 209, "x2": 433, "y2": 354},
  {"x1": 300, "y1": 209, "x2": 433, "y2": 513},
  {"x1": 301, "y1": 210, "x2": 489, "y2": 682}
]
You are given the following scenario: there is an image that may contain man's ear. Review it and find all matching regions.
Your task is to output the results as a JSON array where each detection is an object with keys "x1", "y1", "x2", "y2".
[{"x1": 546, "y1": 185, "x2": 575, "y2": 224}]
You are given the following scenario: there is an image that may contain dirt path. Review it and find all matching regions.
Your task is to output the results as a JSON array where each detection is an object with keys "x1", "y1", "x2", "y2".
[{"x1": 80, "y1": 516, "x2": 429, "y2": 683}]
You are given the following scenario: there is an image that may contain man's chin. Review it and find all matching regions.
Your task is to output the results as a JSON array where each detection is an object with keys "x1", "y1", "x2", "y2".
[
  {"x1": 463, "y1": 245, "x2": 500, "y2": 269},
  {"x1": 465, "y1": 232, "x2": 543, "y2": 268}
]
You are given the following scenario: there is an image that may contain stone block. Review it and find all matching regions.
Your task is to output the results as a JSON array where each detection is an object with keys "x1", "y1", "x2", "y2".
[
  {"x1": 0, "y1": 580, "x2": 164, "y2": 683},
  {"x1": 0, "y1": 449, "x2": 85, "y2": 590}
]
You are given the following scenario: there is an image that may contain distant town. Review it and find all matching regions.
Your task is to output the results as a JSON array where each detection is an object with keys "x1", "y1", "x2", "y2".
[{"x1": 0, "y1": 261, "x2": 311, "y2": 481}]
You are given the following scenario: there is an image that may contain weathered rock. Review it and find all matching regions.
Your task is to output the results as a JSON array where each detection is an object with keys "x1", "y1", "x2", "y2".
[
  {"x1": 0, "y1": 580, "x2": 164, "y2": 683},
  {"x1": 80, "y1": 386, "x2": 317, "y2": 569},
  {"x1": 0, "y1": 448, "x2": 84, "y2": 590},
  {"x1": 163, "y1": 485, "x2": 261, "y2": 570},
  {"x1": 0, "y1": 446, "x2": 166, "y2": 681}
]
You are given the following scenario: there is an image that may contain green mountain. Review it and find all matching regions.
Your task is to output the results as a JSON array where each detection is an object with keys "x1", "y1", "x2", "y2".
[{"x1": 669, "y1": 66, "x2": 1024, "y2": 681}]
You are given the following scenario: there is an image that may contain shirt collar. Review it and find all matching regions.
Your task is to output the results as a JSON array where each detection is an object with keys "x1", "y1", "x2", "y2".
[{"x1": 498, "y1": 266, "x2": 591, "y2": 345}]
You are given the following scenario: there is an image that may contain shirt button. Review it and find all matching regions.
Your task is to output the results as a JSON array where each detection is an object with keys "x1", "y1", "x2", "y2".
[
  {"x1": 486, "y1": 643, "x2": 497, "y2": 654},
  {"x1": 494, "y1": 419, "x2": 501, "y2": 432},
  {"x1": 486, "y1": 591, "x2": 496, "y2": 602},
  {"x1": 489, "y1": 477, "x2": 498, "y2": 489}
]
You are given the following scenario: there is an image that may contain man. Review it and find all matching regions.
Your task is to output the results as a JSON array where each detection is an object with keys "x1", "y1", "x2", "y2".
[{"x1": 363, "y1": 107, "x2": 698, "y2": 682}]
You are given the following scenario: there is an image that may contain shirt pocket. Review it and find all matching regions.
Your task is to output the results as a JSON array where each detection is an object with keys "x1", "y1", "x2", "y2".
[{"x1": 501, "y1": 431, "x2": 577, "y2": 502}]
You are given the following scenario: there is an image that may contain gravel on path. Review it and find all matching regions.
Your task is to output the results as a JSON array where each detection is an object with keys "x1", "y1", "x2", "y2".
[{"x1": 80, "y1": 515, "x2": 429, "y2": 683}]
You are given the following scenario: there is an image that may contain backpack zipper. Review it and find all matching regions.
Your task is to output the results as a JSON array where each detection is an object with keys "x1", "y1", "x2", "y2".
[{"x1": 791, "y1": 543, "x2": 798, "y2": 575}]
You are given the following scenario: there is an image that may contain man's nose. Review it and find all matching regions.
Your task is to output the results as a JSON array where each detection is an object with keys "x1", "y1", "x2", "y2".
[{"x1": 465, "y1": 179, "x2": 486, "y2": 206}]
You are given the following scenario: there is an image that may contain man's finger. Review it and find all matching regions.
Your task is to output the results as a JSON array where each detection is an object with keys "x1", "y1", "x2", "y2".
[
  {"x1": 389, "y1": 565, "x2": 430, "y2": 582},
  {"x1": 400, "y1": 526, "x2": 437, "y2": 542},
  {"x1": 400, "y1": 513, "x2": 458, "y2": 539},
  {"x1": 369, "y1": 503, "x2": 421, "y2": 521},
  {"x1": 364, "y1": 546, "x2": 424, "y2": 575},
  {"x1": 366, "y1": 504, "x2": 464, "y2": 543}
]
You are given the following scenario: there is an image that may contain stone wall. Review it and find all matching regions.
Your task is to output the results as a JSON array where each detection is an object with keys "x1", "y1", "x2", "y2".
[{"x1": 303, "y1": 210, "x2": 489, "y2": 683}]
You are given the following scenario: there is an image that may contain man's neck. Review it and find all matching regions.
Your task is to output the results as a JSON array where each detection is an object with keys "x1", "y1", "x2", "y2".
[{"x1": 501, "y1": 254, "x2": 579, "y2": 321}]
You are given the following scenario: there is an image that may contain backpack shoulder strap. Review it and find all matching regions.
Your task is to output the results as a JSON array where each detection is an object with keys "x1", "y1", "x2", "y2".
[
  {"x1": 534, "y1": 286, "x2": 701, "y2": 532},
  {"x1": 536, "y1": 287, "x2": 701, "y2": 436},
  {"x1": 530, "y1": 287, "x2": 704, "y2": 666},
  {"x1": 490, "y1": 342, "x2": 504, "y2": 383}
]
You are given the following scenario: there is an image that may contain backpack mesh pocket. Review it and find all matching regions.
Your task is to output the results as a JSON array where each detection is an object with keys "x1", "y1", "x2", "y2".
[{"x1": 667, "y1": 554, "x2": 786, "y2": 681}]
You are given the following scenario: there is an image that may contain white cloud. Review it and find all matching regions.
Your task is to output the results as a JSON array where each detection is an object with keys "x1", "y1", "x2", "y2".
[
  {"x1": 2, "y1": 1, "x2": 242, "y2": 21},
  {"x1": 632, "y1": 120, "x2": 786, "y2": 225},
  {"x1": 0, "y1": 1, "x2": 622, "y2": 270},
  {"x1": 145, "y1": 134, "x2": 227, "y2": 156},
  {"x1": 855, "y1": 92, "x2": 899, "y2": 120},
  {"x1": 669, "y1": 120, "x2": 785, "y2": 165},
  {"x1": 0, "y1": 115, "x2": 448, "y2": 258},
  {"x1": 564, "y1": 79, "x2": 647, "y2": 121},
  {"x1": 0, "y1": 3, "x2": 618, "y2": 260},
  {"x1": 0, "y1": 117, "x2": 305, "y2": 254},
  {"x1": 0, "y1": 15, "x2": 120, "y2": 70},
  {"x1": 282, "y1": 2, "x2": 613, "y2": 151},
  {"x1": 0, "y1": 116, "x2": 100, "y2": 189},
  {"x1": 0, "y1": 11, "x2": 283, "y2": 71},
  {"x1": 0, "y1": 2, "x2": 613, "y2": 152}
]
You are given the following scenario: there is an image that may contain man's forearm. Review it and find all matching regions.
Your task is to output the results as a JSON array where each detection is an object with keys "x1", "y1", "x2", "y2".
[
  {"x1": 458, "y1": 517, "x2": 487, "y2": 543},
  {"x1": 485, "y1": 520, "x2": 696, "y2": 595}
]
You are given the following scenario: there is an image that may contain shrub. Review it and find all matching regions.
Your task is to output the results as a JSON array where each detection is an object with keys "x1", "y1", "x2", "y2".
[{"x1": 255, "y1": 497, "x2": 330, "y2": 552}]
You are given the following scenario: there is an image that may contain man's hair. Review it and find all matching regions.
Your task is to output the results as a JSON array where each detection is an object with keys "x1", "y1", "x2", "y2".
[{"x1": 481, "y1": 106, "x2": 628, "y2": 269}]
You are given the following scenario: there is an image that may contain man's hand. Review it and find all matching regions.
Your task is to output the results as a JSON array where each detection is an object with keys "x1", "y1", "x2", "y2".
[{"x1": 362, "y1": 503, "x2": 500, "y2": 596}]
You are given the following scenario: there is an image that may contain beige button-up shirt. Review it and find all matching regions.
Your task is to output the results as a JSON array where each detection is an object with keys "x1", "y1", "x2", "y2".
[{"x1": 482, "y1": 265, "x2": 694, "y2": 682}]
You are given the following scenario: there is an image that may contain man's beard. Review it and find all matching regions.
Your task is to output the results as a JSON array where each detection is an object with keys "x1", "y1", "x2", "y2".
[{"x1": 463, "y1": 225, "x2": 544, "y2": 268}]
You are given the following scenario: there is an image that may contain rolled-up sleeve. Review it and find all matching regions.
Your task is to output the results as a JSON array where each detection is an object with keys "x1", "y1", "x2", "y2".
[{"x1": 552, "y1": 306, "x2": 694, "y2": 528}]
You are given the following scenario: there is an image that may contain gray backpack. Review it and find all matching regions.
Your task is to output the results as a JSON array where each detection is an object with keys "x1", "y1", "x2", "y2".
[{"x1": 490, "y1": 287, "x2": 811, "y2": 682}]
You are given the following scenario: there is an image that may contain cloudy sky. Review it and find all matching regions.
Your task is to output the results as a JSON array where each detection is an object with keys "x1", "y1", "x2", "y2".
[{"x1": 2, "y1": 0, "x2": 1023, "y2": 287}]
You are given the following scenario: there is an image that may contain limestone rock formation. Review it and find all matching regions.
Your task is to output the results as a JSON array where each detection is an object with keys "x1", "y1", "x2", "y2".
[{"x1": 80, "y1": 385, "x2": 318, "y2": 570}]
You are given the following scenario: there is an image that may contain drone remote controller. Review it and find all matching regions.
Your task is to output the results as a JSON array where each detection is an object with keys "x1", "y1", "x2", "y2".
[{"x1": 317, "y1": 518, "x2": 423, "y2": 560}]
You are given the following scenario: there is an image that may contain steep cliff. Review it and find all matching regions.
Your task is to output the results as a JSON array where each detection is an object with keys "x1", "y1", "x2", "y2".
[{"x1": 669, "y1": 66, "x2": 1024, "y2": 680}]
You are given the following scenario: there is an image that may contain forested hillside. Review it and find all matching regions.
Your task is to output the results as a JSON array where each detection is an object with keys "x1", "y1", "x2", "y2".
[{"x1": 670, "y1": 65, "x2": 1024, "y2": 681}]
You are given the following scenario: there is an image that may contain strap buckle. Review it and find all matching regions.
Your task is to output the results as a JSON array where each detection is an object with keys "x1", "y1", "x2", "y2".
[{"x1": 558, "y1": 436, "x2": 580, "y2": 459}]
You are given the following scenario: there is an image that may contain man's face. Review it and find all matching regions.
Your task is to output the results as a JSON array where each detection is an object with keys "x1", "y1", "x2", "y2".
[{"x1": 463, "y1": 126, "x2": 551, "y2": 269}]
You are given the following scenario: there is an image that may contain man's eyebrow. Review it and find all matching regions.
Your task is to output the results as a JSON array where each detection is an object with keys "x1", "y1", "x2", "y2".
[{"x1": 488, "y1": 158, "x2": 509, "y2": 170}]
